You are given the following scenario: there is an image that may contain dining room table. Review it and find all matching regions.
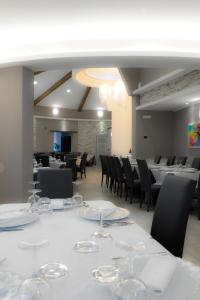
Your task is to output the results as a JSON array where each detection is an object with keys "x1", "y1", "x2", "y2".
[
  {"x1": 131, "y1": 160, "x2": 200, "y2": 185},
  {"x1": 0, "y1": 202, "x2": 200, "y2": 300}
]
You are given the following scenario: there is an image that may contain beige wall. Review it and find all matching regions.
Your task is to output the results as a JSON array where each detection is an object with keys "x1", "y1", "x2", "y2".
[
  {"x1": 107, "y1": 96, "x2": 132, "y2": 156},
  {"x1": 0, "y1": 66, "x2": 33, "y2": 203}
]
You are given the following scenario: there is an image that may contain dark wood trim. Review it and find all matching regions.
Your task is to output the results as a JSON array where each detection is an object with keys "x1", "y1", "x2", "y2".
[
  {"x1": 34, "y1": 71, "x2": 72, "y2": 106},
  {"x1": 78, "y1": 87, "x2": 91, "y2": 112}
]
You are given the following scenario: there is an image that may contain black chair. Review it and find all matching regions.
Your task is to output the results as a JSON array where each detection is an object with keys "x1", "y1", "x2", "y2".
[
  {"x1": 65, "y1": 158, "x2": 77, "y2": 181},
  {"x1": 166, "y1": 156, "x2": 176, "y2": 166},
  {"x1": 122, "y1": 158, "x2": 140, "y2": 203},
  {"x1": 37, "y1": 168, "x2": 73, "y2": 198},
  {"x1": 99, "y1": 155, "x2": 109, "y2": 187},
  {"x1": 154, "y1": 155, "x2": 161, "y2": 164},
  {"x1": 113, "y1": 157, "x2": 125, "y2": 197},
  {"x1": 191, "y1": 157, "x2": 200, "y2": 170},
  {"x1": 151, "y1": 175, "x2": 195, "y2": 257},
  {"x1": 193, "y1": 174, "x2": 200, "y2": 220},
  {"x1": 35, "y1": 155, "x2": 49, "y2": 167},
  {"x1": 110, "y1": 156, "x2": 118, "y2": 193},
  {"x1": 106, "y1": 156, "x2": 116, "y2": 192},
  {"x1": 177, "y1": 156, "x2": 187, "y2": 166},
  {"x1": 137, "y1": 159, "x2": 161, "y2": 211},
  {"x1": 76, "y1": 153, "x2": 88, "y2": 179}
]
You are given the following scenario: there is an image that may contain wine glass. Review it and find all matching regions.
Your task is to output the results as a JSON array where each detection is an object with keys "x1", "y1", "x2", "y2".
[
  {"x1": 91, "y1": 207, "x2": 112, "y2": 240},
  {"x1": 115, "y1": 239, "x2": 146, "y2": 276},
  {"x1": 18, "y1": 240, "x2": 50, "y2": 277},
  {"x1": 38, "y1": 198, "x2": 53, "y2": 215},
  {"x1": 72, "y1": 180, "x2": 83, "y2": 202},
  {"x1": 38, "y1": 263, "x2": 68, "y2": 280},
  {"x1": 112, "y1": 277, "x2": 147, "y2": 300},
  {"x1": 18, "y1": 277, "x2": 51, "y2": 300},
  {"x1": 73, "y1": 240, "x2": 99, "y2": 254},
  {"x1": 28, "y1": 189, "x2": 42, "y2": 212},
  {"x1": 91, "y1": 265, "x2": 120, "y2": 284}
]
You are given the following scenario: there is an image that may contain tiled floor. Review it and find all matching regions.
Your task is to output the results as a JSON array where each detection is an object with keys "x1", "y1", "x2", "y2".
[{"x1": 79, "y1": 166, "x2": 200, "y2": 266}]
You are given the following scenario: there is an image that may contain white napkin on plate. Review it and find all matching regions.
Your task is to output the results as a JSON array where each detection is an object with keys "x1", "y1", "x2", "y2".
[
  {"x1": 138, "y1": 256, "x2": 177, "y2": 295},
  {"x1": 85, "y1": 200, "x2": 116, "y2": 218}
]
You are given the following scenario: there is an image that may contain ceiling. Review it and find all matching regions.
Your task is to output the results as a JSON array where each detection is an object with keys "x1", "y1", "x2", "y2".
[
  {"x1": 34, "y1": 70, "x2": 107, "y2": 110},
  {"x1": 1, "y1": 1, "x2": 200, "y2": 68}
]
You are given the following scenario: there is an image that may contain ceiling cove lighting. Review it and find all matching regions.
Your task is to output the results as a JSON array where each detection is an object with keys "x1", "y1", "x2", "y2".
[
  {"x1": 52, "y1": 107, "x2": 59, "y2": 116},
  {"x1": 33, "y1": 80, "x2": 38, "y2": 85}
]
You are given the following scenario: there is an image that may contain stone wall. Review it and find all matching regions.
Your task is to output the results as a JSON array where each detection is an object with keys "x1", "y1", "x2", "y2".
[
  {"x1": 77, "y1": 120, "x2": 111, "y2": 154},
  {"x1": 140, "y1": 70, "x2": 200, "y2": 105}
]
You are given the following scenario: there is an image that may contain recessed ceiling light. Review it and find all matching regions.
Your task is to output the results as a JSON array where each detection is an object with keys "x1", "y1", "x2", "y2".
[
  {"x1": 97, "y1": 110, "x2": 104, "y2": 117},
  {"x1": 33, "y1": 80, "x2": 38, "y2": 85},
  {"x1": 185, "y1": 102, "x2": 189, "y2": 105},
  {"x1": 66, "y1": 89, "x2": 71, "y2": 93},
  {"x1": 52, "y1": 107, "x2": 59, "y2": 115}
]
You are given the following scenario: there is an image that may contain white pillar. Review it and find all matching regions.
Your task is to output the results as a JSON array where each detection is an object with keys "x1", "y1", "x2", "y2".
[{"x1": 0, "y1": 67, "x2": 33, "y2": 202}]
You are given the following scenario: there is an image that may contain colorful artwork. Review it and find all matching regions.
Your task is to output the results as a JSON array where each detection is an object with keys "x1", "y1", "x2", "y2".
[{"x1": 188, "y1": 123, "x2": 200, "y2": 147}]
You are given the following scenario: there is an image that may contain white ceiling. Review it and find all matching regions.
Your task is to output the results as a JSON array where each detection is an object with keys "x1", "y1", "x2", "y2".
[
  {"x1": 1, "y1": 1, "x2": 200, "y2": 67},
  {"x1": 34, "y1": 70, "x2": 107, "y2": 110}
]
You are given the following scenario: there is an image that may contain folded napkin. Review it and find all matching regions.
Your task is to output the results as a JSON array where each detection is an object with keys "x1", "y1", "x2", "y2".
[
  {"x1": 138, "y1": 256, "x2": 177, "y2": 295},
  {"x1": 85, "y1": 200, "x2": 116, "y2": 218}
]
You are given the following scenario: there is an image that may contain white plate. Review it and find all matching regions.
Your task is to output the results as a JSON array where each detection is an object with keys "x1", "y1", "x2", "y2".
[
  {"x1": 0, "y1": 213, "x2": 39, "y2": 228},
  {"x1": 80, "y1": 206, "x2": 130, "y2": 221}
]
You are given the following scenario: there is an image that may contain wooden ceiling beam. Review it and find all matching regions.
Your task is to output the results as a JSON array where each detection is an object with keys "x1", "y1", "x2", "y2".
[
  {"x1": 78, "y1": 87, "x2": 91, "y2": 112},
  {"x1": 34, "y1": 71, "x2": 45, "y2": 76},
  {"x1": 34, "y1": 71, "x2": 72, "y2": 106}
]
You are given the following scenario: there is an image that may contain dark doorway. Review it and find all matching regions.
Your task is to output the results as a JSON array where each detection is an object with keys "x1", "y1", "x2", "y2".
[{"x1": 61, "y1": 134, "x2": 71, "y2": 152}]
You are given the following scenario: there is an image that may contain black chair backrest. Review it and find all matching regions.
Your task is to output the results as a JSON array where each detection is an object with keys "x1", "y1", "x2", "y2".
[
  {"x1": 113, "y1": 157, "x2": 124, "y2": 182},
  {"x1": 154, "y1": 155, "x2": 161, "y2": 164},
  {"x1": 35, "y1": 155, "x2": 49, "y2": 167},
  {"x1": 37, "y1": 168, "x2": 73, "y2": 198},
  {"x1": 137, "y1": 159, "x2": 152, "y2": 193},
  {"x1": 80, "y1": 153, "x2": 88, "y2": 169},
  {"x1": 191, "y1": 157, "x2": 200, "y2": 170},
  {"x1": 105, "y1": 156, "x2": 112, "y2": 177},
  {"x1": 110, "y1": 156, "x2": 118, "y2": 181},
  {"x1": 122, "y1": 158, "x2": 134, "y2": 187},
  {"x1": 177, "y1": 156, "x2": 187, "y2": 166},
  {"x1": 166, "y1": 155, "x2": 176, "y2": 166},
  {"x1": 100, "y1": 155, "x2": 107, "y2": 173},
  {"x1": 151, "y1": 175, "x2": 195, "y2": 257}
]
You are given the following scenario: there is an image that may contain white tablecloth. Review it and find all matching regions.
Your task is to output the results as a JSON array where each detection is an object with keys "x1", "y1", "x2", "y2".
[
  {"x1": 0, "y1": 203, "x2": 199, "y2": 300},
  {"x1": 151, "y1": 166, "x2": 199, "y2": 185},
  {"x1": 49, "y1": 161, "x2": 66, "y2": 168},
  {"x1": 133, "y1": 163, "x2": 199, "y2": 185}
]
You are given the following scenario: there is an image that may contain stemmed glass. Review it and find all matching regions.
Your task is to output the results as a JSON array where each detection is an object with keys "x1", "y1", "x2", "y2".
[
  {"x1": 18, "y1": 240, "x2": 51, "y2": 300},
  {"x1": 28, "y1": 189, "x2": 41, "y2": 212},
  {"x1": 91, "y1": 207, "x2": 112, "y2": 240},
  {"x1": 115, "y1": 239, "x2": 146, "y2": 277},
  {"x1": 72, "y1": 180, "x2": 83, "y2": 206}
]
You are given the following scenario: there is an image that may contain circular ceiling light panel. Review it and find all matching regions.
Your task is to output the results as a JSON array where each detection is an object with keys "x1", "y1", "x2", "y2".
[{"x1": 74, "y1": 68, "x2": 121, "y2": 87}]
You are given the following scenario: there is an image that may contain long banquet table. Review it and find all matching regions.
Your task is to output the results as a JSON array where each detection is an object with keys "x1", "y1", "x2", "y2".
[
  {"x1": 0, "y1": 203, "x2": 200, "y2": 300},
  {"x1": 132, "y1": 162, "x2": 200, "y2": 185}
]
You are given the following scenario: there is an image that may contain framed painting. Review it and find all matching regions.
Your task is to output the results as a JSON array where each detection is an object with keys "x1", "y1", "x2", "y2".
[{"x1": 188, "y1": 122, "x2": 200, "y2": 148}]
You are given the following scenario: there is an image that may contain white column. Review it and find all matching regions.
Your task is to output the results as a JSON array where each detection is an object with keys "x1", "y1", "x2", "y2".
[{"x1": 0, "y1": 66, "x2": 33, "y2": 202}]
